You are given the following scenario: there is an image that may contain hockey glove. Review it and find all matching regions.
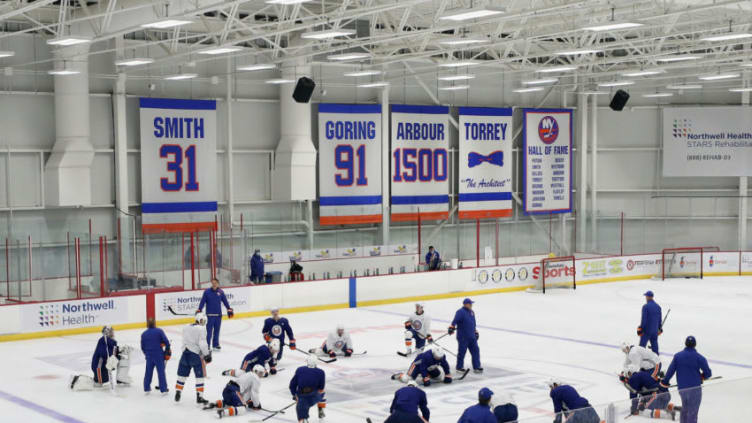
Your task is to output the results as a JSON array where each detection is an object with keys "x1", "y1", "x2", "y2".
[
  {"x1": 164, "y1": 348, "x2": 172, "y2": 361},
  {"x1": 269, "y1": 367, "x2": 277, "y2": 375},
  {"x1": 247, "y1": 401, "x2": 261, "y2": 410},
  {"x1": 475, "y1": 331, "x2": 479, "y2": 340},
  {"x1": 264, "y1": 333, "x2": 271, "y2": 342},
  {"x1": 329, "y1": 350, "x2": 337, "y2": 358},
  {"x1": 289, "y1": 340, "x2": 296, "y2": 350},
  {"x1": 404, "y1": 321, "x2": 412, "y2": 329},
  {"x1": 344, "y1": 349, "x2": 353, "y2": 357},
  {"x1": 660, "y1": 382, "x2": 670, "y2": 389},
  {"x1": 196, "y1": 309, "x2": 202, "y2": 315},
  {"x1": 443, "y1": 376, "x2": 452, "y2": 384},
  {"x1": 426, "y1": 334, "x2": 433, "y2": 343},
  {"x1": 637, "y1": 326, "x2": 643, "y2": 336},
  {"x1": 658, "y1": 326, "x2": 663, "y2": 336},
  {"x1": 227, "y1": 308, "x2": 234, "y2": 319},
  {"x1": 204, "y1": 354, "x2": 212, "y2": 364},
  {"x1": 447, "y1": 326, "x2": 456, "y2": 335},
  {"x1": 619, "y1": 373, "x2": 628, "y2": 383},
  {"x1": 422, "y1": 377, "x2": 431, "y2": 387}
]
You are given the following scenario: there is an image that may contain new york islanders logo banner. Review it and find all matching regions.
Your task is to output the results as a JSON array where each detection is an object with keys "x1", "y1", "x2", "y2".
[
  {"x1": 458, "y1": 107, "x2": 513, "y2": 219},
  {"x1": 522, "y1": 108, "x2": 573, "y2": 215},
  {"x1": 318, "y1": 103, "x2": 382, "y2": 225},
  {"x1": 390, "y1": 105, "x2": 449, "y2": 222},
  {"x1": 139, "y1": 98, "x2": 218, "y2": 233}
]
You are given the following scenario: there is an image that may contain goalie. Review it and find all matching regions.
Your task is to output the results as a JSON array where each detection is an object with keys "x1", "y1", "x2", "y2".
[{"x1": 70, "y1": 326, "x2": 132, "y2": 391}]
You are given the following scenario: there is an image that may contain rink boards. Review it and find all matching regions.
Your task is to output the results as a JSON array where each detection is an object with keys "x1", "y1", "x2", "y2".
[{"x1": 1, "y1": 251, "x2": 751, "y2": 341}]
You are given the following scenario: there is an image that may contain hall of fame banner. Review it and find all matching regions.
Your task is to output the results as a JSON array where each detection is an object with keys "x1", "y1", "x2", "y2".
[
  {"x1": 390, "y1": 105, "x2": 449, "y2": 222},
  {"x1": 139, "y1": 98, "x2": 218, "y2": 233},
  {"x1": 522, "y1": 109, "x2": 573, "y2": 215},
  {"x1": 318, "y1": 104, "x2": 382, "y2": 225},
  {"x1": 458, "y1": 107, "x2": 513, "y2": 219}
]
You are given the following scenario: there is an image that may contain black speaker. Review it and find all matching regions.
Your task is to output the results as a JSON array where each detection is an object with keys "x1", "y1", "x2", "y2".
[
  {"x1": 609, "y1": 89, "x2": 630, "y2": 111},
  {"x1": 292, "y1": 77, "x2": 316, "y2": 103}
]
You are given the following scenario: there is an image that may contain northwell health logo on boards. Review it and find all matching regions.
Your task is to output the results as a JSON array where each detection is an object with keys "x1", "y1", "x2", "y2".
[
  {"x1": 36, "y1": 299, "x2": 117, "y2": 328},
  {"x1": 672, "y1": 118, "x2": 692, "y2": 139}
]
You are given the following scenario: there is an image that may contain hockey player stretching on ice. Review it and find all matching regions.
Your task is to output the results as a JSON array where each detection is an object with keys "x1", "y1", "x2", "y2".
[
  {"x1": 223, "y1": 339, "x2": 280, "y2": 377},
  {"x1": 385, "y1": 379, "x2": 430, "y2": 423},
  {"x1": 310, "y1": 324, "x2": 354, "y2": 357},
  {"x1": 404, "y1": 302, "x2": 432, "y2": 356},
  {"x1": 623, "y1": 369, "x2": 679, "y2": 420},
  {"x1": 204, "y1": 365, "x2": 265, "y2": 418},
  {"x1": 448, "y1": 298, "x2": 482, "y2": 373},
  {"x1": 392, "y1": 347, "x2": 453, "y2": 386},
  {"x1": 638, "y1": 291, "x2": 662, "y2": 354},
  {"x1": 290, "y1": 355, "x2": 327, "y2": 422},
  {"x1": 660, "y1": 336, "x2": 711, "y2": 423},
  {"x1": 621, "y1": 342, "x2": 662, "y2": 379},
  {"x1": 547, "y1": 379, "x2": 601, "y2": 423},
  {"x1": 263, "y1": 307, "x2": 295, "y2": 361},
  {"x1": 197, "y1": 278, "x2": 234, "y2": 351},
  {"x1": 175, "y1": 313, "x2": 212, "y2": 404}
]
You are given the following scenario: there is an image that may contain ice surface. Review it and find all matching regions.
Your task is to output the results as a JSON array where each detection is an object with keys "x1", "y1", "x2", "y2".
[{"x1": 1, "y1": 276, "x2": 751, "y2": 423}]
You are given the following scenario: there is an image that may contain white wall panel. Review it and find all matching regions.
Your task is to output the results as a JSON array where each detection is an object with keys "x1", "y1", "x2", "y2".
[
  {"x1": 9, "y1": 153, "x2": 40, "y2": 207},
  {"x1": 0, "y1": 95, "x2": 55, "y2": 148},
  {"x1": 91, "y1": 153, "x2": 114, "y2": 205},
  {"x1": 90, "y1": 96, "x2": 114, "y2": 148},
  {"x1": 232, "y1": 102, "x2": 280, "y2": 149}
]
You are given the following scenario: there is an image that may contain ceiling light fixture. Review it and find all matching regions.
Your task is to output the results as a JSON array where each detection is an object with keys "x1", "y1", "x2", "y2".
[
  {"x1": 438, "y1": 60, "x2": 480, "y2": 68},
  {"x1": 115, "y1": 58, "x2": 155, "y2": 67},
  {"x1": 438, "y1": 74, "x2": 475, "y2": 81},
  {"x1": 439, "y1": 38, "x2": 488, "y2": 46},
  {"x1": 656, "y1": 55, "x2": 700, "y2": 62},
  {"x1": 598, "y1": 80, "x2": 635, "y2": 87},
  {"x1": 666, "y1": 84, "x2": 702, "y2": 90},
  {"x1": 701, "y1": 33, "x2": 752, "y2": 42},
  {"x1": 141, "y1": 19, "x2": 192, "y2": 29},
  {"x1": 265, "y1": 78, "x2": 295, "y2": 84},
  {"x1": 621, "y1": 69, "x2": 665, "y2": 77},
  {"x1": 358, "y1": 81, "x2": 390, "y2": 88},
  {"x1": 0, "y1": 51, "x2": 15, "y2": 58},
  {"x1": 698, "y1": 73, "x2": 739, "y2": 81},
  {"x1": 556, "y1": 48, "x2": 602, "y2": 55},
  {"x1": 729, "y1": 87, "x2": 752, "y2": 92},
  {"x1": 344, "y1": 70, "x2": 382, "y2": 77},
  {"x1": 266, "y1": 0, "x2": 312, "y2": 4},
  {"x1": 301, "y1": 29, "x2": 356, "y2": 40},
  {"x1": 237, "y1": 63, "x2": 276, "y2": 71},
  {"x1": 164, "y1": 73, "x2": 198, "y2": 80},
  {"x1": 439, "y1": 85, "x2": 470, "y2": 91},
  {"x1": 327, "y1": 52, "x2": 372, "y2": 61},
  {"x1": 439, "y1": 8, "x2": 505, "y2": 22},
  {"x1": 536, "y1": 65, "x2": 577, "y2": 73},
  {"x1": 513, "y1": 87, "x2": 545, "y2": 93},
  {"x1": 46, "y1": 36, "x2": 91, "y2": 46},
  {"x1": 642, "y1": 92, "x2": 674, "y2": 98},
  {"x1": 47, "y1": 69, "x2": 80, "y2": 76},
  {"x1": 582, "y1": 22, "x2": 642, "y2": 31},
  {"x1": 522, "y1": 78, "x2": 558, "y2": 85},
  {"x1": 198, "y1": 46, "x2": 243, "y2": 55}
]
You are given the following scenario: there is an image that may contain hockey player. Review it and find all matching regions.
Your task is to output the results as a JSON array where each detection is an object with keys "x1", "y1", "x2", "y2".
[
  {"x1": 638, "y1": 291, "x2": 662, "y2": 354},
  {"x1": 621, "y1": 342, "x2": 662, "y2": 379},
  {"x1": 385, "y1": 379, "x2": 430, "y2": 423},
  {"x1": 262, "y1": 307, "x2": 295, "y2": 360},
  {"x1": 290, "y1": 355, "x2": 327, "y2": 423},
  {"x1": 205, "y1": 365, "x2": 265, "y2": 418},
  {"x1": 92, "y1": 325, "x2": 118, "y2": 386},
  {"x1": 197, "y1": 278, "x2": 234, "y2": 351},
  {"x1": 458, "y1": 387, "x2": 497, "y2": 423},
  {"x1": 310, "y1": 324, "x2": 354, "y2": 358},
  {"x1": 392, "y1": 347, "x2": 453, "y2": 386},
  {"x1": 403, "y1": 302, "x2": 432, "y2": 356},
  {"x1": 660, "y1": 336, "x2": 711, "y2": 423},
  {"x1": 175, "y1": 313, "x2": 212, "y2": 404},
  {"x1": 547, "y1": 379, "x2": 601, "y2": 423},
  {"x1": 141, "y1": 318, "x2": 171, "y2": 394},
  {"x1": 448, "y1": 298, "x2": 482, "y2": 373},
  {"x1": 492, "y1": 392, "x2": 519, "y2": 423},
  {"x1": 623, "y1": 369, "x2": 679, "y2": 420},
  {"x1": 223, "y1": 339, "x2": 280, "y2": 377}
]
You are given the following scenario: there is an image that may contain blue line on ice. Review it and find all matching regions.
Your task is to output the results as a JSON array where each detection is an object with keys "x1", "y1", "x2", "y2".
[{"x1": 0, "y1": 389, "x2": 86, "y2": 423}]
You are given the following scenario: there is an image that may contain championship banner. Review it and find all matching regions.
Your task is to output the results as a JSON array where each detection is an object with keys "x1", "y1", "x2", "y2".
[
  {"x1": 139, "y1": 98, "x2": 218, "y2": 233},
  {"x1": 390, "y1": 105, "x2": 449, "y2": 221},
  {"x1": 458, "y1": 107, "x2": 513, "y2": 219},
  {"x1": 522, "y1": 109, "x2": 573, "y2": 215},
  {"x1": 662, "y1": 107, "x2": 752, "y2": 176},
  {"x1": 318, "y1": 104, "x2": 382, "y2": 225}
]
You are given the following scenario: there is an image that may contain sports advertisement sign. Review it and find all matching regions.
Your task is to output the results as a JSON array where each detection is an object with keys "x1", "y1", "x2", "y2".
[
  {"x1": 458, "y1": 107, "x2": 513, "y2": 219},
  {"x1": 19, "y1": 297, "x2": 131, "y2": 333},
  {"x1": 155, "y1": 287, "x2": 251, "y2": 321},
  {"x1": 139, "y1": 98, "x2": 218, "y2": 233},
  {"x1": 318, "y1": 104, "x2": 382, "y2": 225},
  {"x1": 522, "y1": 109, "x2": 573, "y2": 215},
  {"x1": 390, "y1": 105, "x2": 450, "y2": 221}
]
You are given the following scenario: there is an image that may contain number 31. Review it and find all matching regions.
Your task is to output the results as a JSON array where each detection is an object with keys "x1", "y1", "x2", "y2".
[{"x1": 160, "y1": 144, "x2": 199, "y2": 191}]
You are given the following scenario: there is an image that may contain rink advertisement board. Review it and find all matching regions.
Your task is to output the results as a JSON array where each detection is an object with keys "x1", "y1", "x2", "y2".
[
  {"x1": 19, "y1": 297, "x2": 131, "y2": 333},
  {"x1": 139, "y1": 98, "x2": 218, "y2": 234},
  {"x1": 318, "y1": 104, "x2": 383, "y2": 225},
  {"x1": 390, "y1": 105, "x2": 450, "y2": 222},
  {"x1": 522, "y1": 109, "x2": 573, "y2": 215},
  {"x1": 458, "y1": 107, "x2": 514, "y2": 219},
  {"x1": 662, "y1": 107, "x2": 752, "y2": 177},
  {"x1": 155, "y1": 287, "x2": 251, "y2": 321}
]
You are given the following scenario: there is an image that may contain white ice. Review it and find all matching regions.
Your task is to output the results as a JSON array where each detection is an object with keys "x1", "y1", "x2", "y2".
[{"x1": 1, "y1": 276, "x2": 751, "y2": 423}]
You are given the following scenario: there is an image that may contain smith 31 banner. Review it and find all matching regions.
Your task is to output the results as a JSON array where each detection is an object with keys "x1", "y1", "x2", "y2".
[
  {"x1": 523, "y1": 108, "x2": 573, "y2": 215},
  {"x1": 390, "y1": 105, "x2": 449, "y2": 221},
  {"x1": 318, "y1": 103, "x2": 382, "y2": 225},
  {"x1": 139, "y1": 98, "x2": 218, "y2": 233},
  {"x1": 662, "y1": 107, "x2": 752, "y2": 177},
  {"x1": 458, "y1": 107, "x2": 513, "y2": 219}
]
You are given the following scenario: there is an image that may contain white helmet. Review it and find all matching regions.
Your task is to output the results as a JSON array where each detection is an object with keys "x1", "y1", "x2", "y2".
[
  {"x1": 546, "y1": 378, "x2": 563, "y2": 388},
  {"x1": 431, "y1": 346, "x2": 445, "y2": 360},
  {"x1": 620, "y1": 342, "x2": 631, "y2": 354},
  {"x1": 306, "y1": 355, "x2": 318, "y2": 368},
  {"x1": 406, "y1": 379, "x2": 418, "y2": 387},
  {"x1": 195, "y1": 313, "x2": 207, "y2": 326},
  {"x1": 252, "y1": 365, "x2": 266, "y2": 377},
  {"x1": 268, "y1": 338, "x2": 281, "y2": 353}
]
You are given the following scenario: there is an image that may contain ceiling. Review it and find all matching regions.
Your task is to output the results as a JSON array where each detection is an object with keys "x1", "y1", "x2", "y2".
[{"x1": 3, "y1": 0, "x2": 752, "y2": 95}]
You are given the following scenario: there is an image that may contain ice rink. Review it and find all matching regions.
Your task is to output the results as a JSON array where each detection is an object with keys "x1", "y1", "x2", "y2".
[{"x1": 1, "y1": 276, "x2": 751, "y2": 423}]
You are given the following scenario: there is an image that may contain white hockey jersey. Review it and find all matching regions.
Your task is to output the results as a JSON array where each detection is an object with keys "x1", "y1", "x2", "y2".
[
  {"x1": 623, "y1": 345, "x2": 660, "y2": 374},
  {"x1": 183, "y1": 324, "x2": 210, "y2": 357},
  {"x1": 325, "y1": 330, "x2": 353, "y2": 352},
  {"x1": 406, "y1": 312, "x2": 431, "y2": 339},
  {"x1": 235, "y1": 371, "x2": 262, "y2": 407}
]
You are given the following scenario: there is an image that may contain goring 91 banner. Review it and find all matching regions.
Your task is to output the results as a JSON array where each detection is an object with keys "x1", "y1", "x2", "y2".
[
  {"x1": 523, "y1": 108, "x2": 573, "y2": 215},
  {"x1": 390, "y1": 105, "x2": 449, "y2": 222},
  {"x1": 318, "y1": 104, "x2": 382, "y2": 225},
  {"x1": 139, "y1": 98, "x2": 218, "y2": 233},
  {"x1": 458, "y1": 107, "x2": 513, "y2": 219}
]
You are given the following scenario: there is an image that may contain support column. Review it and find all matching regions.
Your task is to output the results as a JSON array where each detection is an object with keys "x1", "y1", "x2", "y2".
[
  {"x1": 226, "y1": 59, "x2": 235, "y2": 226},
  {"x1": 577, "y1": 92, "x2": 588, "y2": 253},
  {"x1": 590, "y1": 94, "x2": 598, "y2": 252},
  {"x1": 740, "y1": 72, "x2": 750, "y2": 250},
  {"x1": 380, "y1": 86, "x2": 390, "y2": 246},
  {"x1": 112, "y1": 71, "x2": 129, "y2": 269}
]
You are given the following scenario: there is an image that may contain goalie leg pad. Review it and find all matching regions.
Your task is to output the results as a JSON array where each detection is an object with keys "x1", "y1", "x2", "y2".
[{"x1": 70, "y1": 375, "x2": 95, "y2": 391}]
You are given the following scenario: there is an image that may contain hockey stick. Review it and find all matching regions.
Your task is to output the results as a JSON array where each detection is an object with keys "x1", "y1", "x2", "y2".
[
  {"x1": 432, "y1": 340, "x2": 457, "y2": 358},
  {"x1": 660, "y1": 309, "x2": 671, "y2": 329},
  {"x1": 398, "y1": 332, "x2": 448, "y2": 356},
  {"x1": 457, "y1": 368, "x2": 471, "y2": 380},
  {"x1": 289, "y1": 343, "x2": 337, "y2": 363},
  {"x1": 248, "y1": 401, "x2": 296, "y2": 422},
  {"x1": 167, "y1": 306, "x2": 194, "y2": 316}
]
